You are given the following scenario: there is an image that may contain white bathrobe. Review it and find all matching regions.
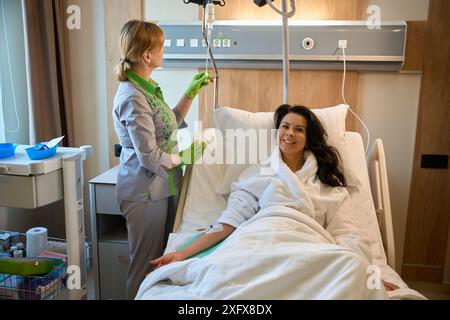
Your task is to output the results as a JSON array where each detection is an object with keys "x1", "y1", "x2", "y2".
[{"x1": 218, "y1": 148, "x2": 373, "y2": 263}]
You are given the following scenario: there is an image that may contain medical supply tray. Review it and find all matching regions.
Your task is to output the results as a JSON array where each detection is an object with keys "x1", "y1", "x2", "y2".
[{"x1": 0, "y1": 233, "x2": 67, "y2": 300}]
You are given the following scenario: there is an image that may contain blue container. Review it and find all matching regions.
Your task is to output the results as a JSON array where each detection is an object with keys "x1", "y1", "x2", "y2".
[
  {"x1": 25, "y1": 144, "x2": 58, "y2": 160},
  {"x1": 0, "y1": 143, "x2": 18, "y2": 159}
]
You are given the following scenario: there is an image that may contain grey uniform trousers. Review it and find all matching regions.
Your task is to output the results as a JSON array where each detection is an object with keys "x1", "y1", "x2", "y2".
[{"x1": 119, "y1": 194, "x2": 178, "y2": 299}]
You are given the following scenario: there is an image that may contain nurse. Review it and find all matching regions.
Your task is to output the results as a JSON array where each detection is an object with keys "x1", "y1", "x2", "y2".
[{"x1": 112, "y1": 19, "x2": 211, "y2": 299}]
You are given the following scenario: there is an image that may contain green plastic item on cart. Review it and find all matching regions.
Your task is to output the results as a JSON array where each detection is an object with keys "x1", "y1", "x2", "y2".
[{"x1": 0, "y1": 257, "x2": 55, "y2": 276}]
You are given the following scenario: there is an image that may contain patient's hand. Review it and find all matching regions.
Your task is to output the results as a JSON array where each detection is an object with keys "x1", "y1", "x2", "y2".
[
  {"x1": 150, "y1": 251, "x2": 185, "y2": 270},
  {"x1": 382, "y1": 280, "x2": 400, "y2": 291}
]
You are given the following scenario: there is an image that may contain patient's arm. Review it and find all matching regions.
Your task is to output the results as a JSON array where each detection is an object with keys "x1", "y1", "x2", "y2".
[
  {"x1": 150, "y1": 224, "x2": 235, "y2": 269},
  {"x1": 151, "y1": 173, "x2": 259, "y2": 270}
]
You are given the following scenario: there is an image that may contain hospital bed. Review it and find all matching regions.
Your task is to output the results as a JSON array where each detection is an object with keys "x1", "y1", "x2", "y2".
[{"x1": 137, "y1": 107, "x2": 425, "y2": 300}]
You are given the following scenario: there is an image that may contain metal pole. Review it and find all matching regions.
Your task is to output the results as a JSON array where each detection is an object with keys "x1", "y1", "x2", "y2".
[
  {"x1": 281, "y1": 0, "x2": 289, "y2": 104},
  {"x1": 63, "y1": 152, "x2": 87, "y2": 299}
]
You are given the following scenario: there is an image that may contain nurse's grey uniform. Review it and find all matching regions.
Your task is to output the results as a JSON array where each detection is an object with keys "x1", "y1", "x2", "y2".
[{"x1": 112, "y1": 77, "x2": 186, "y2": 299}]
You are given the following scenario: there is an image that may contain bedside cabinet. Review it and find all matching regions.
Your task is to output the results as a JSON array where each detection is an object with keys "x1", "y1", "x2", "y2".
[{"x1": 89, "y1": 166, "x2": 129, "y2": 300}]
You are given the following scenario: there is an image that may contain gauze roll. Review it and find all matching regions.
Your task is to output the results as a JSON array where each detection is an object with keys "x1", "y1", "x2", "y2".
[{"x1": 26, "y1": 227, "x2": 48, "y2": 257}]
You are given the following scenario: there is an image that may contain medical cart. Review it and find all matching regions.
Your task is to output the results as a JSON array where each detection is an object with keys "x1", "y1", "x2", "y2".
[{"x1": 0, "y1": 144, "x2": 93, "y2": 300}]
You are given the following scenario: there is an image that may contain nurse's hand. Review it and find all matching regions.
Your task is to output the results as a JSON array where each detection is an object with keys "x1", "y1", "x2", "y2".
[
  {"x1": 179, "y1": 141, "x2": 206, "y2": 166},
  {"x1": 150, "y1": 251, "x2": 185, "y2": 269},
  {"x1": 184, "y1": 71, "x2": 213, "y2": 99}
]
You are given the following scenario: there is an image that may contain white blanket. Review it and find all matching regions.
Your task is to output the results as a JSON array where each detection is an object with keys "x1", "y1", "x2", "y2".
[
  {"x1": 136, "y1": 150, "x2": 392, "y2": 300},
  {"x1": 136, "y1": 205, "x2": 387, "y2": 299}
]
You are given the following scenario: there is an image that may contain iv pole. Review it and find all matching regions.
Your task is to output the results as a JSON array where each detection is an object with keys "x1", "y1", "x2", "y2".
[
  {"x1": 257, "y1": 0, "x2": 296, "y2": 104},
  {"x1": 281, "y1": 0, "x2": 289, "y2": 104},
  {"x1": 184, "y1": 0, "x2": 223, "y2": 112}
]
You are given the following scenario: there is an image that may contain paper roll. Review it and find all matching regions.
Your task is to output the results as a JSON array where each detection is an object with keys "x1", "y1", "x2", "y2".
[{"x1": 26, "y1": 227, "x2": 48, "y2": 257}]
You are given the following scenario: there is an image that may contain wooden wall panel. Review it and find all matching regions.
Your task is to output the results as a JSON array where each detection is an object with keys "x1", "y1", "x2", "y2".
[
  {"x1": 402, "y1": 0, "x2": 450, "y2": 282},
  {"x1": 403, "y1": 21, "x2": 427, "y2": 72},
  {"x1": 403, "y1": 265, "x2": 444, "y2": 283},
  {"x1": 199, "y1": 69, "x2": 359, "y2": 129},
  {"x1": 104, "y1": 0, "x2": 142, "y2": 167},
  {"x1": 214, "y1": 0, "x2": 363, "y2": 20}
]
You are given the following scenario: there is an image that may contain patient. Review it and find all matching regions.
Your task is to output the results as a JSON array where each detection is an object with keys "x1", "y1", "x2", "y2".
[{"x1": 150, "y1": 104, "x2": 399, "y2": 292}]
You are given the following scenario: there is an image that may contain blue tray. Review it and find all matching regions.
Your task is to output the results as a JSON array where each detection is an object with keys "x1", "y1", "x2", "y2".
[
  {"x1": 25, "y1": 144, "x2": 58, "y2": 160},
  {"x1": 0, "y1": 143, "x2": 18, "y2": 159}
]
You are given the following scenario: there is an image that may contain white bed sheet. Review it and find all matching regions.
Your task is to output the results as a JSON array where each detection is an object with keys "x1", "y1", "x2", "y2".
[{"x1": 160, "y1": 132, "x2": 425, "y2": 300}]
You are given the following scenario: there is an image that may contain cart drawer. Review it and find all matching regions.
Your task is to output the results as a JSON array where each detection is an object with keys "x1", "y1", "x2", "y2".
[
  {"x1": 98, "y1": 241, "x2": 130, "y2": 300},
  {"x1": 0, "y1": 170, "x2": 63, "y2": 209},
  {"x1": 95, "y1": 184, "x2": 121, "y2": 215}
]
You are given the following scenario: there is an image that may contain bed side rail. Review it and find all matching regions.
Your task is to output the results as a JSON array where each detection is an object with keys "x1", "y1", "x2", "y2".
[
  {"x1": 172, "y1": 164, "x2": 193, "y2": 233},
  {"x1": 368, "y1": 139, "x2": 396, "y2": 269}
]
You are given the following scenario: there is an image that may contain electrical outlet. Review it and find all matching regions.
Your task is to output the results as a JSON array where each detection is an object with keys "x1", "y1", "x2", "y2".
[
  {"x1": 339, "y1": 40, "x2": 348, "y2": 49},
  {"x1": 421, "y1": 154, "x2": 448, "y2": 169}
]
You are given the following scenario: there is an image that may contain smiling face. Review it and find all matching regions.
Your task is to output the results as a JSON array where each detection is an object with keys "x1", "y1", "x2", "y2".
[{"x1": 278, "y1": 112, "x2": 308, "y2": 159}]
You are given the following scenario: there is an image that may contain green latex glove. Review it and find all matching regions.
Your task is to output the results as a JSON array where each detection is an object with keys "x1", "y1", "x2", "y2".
[
  {"x1": 179, "y1": 141, "x2": 206, "y2": 166},
  {"x1": 184, "y1": 72, "x2": 213, "y2": 99}
]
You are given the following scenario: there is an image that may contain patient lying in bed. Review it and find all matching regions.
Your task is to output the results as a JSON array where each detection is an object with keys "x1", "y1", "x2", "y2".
[{"x1": 143, "y1": 104, "x2": 398, "y2": 299}]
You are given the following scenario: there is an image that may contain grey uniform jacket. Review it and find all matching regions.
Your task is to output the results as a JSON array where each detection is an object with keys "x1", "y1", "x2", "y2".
[{"x1": 112, "y1": 81, "x2": 187, "y2": 202}]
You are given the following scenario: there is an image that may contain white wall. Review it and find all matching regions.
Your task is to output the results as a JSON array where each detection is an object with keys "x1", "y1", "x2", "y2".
[
  {"x1": 145, "y1": 0, "x2": 198, "y2": 22},
  {"x1": 66, "y1": 0, "x2": 109, "y2": 240},
  {"x1": 68, "y1": 0, "x2": 109, "y2": 181},
  {"x1": 358, "y1": 0, "x2": 429, "y2": 273},
  {"x1": 356, "y1": 73, "x2": 421, "y2": 272}
]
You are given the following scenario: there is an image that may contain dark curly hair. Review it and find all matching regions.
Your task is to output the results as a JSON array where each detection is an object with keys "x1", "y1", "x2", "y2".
[{"x1": 274, "y1": 104, "x2": 347, "y2": 187}]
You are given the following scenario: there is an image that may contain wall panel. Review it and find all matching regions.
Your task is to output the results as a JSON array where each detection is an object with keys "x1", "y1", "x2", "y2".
[
  {"x1": 403, "y1": 0, "x2": 450, "y2": 282},
  {"x1": 214, "y1": 0, "x2": 363, "y2": 20},
  {"x1": 403, "y1": 21, "x2": 427, "y2": 72}
]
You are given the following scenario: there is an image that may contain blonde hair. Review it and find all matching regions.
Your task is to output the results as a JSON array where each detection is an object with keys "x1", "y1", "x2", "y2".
[{"x1": 114, "y1": 20, "x2": 164, "y2": 82}]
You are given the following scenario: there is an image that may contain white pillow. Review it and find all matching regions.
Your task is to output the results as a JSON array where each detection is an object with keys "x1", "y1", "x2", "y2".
[{"x1": 214, "y1": 105, "x2": 360, "y2": 195}]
